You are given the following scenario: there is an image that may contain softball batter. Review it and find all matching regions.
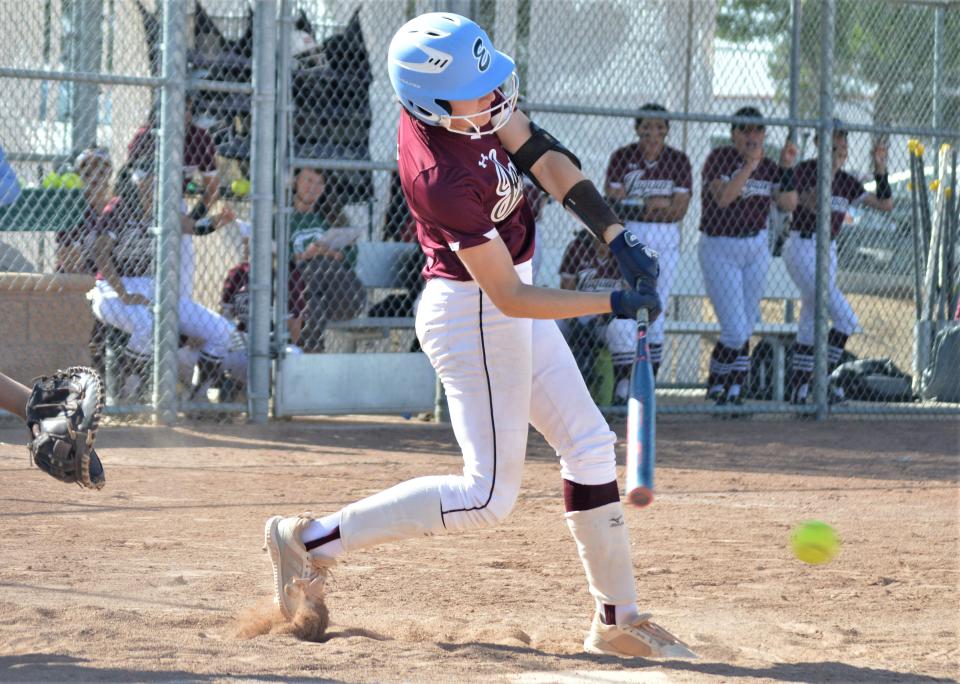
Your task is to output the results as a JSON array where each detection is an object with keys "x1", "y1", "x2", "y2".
[
  {"x1": 698, "y1": 107, "x2": 798, "y2": 405},
  {"x1": 605, "y1": 103, "x2": 692, "y2": 382},
  {"x1": 783, "y1": 125, "x2": 892, "y2": 404},
  {"x1": 265, "y1": 12, "x2": 696, "y2": 659}
]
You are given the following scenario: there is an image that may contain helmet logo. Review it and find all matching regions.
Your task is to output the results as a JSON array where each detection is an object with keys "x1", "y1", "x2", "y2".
[{"x1": 472, "y1": 37, "x2": 491, "y2": 72}]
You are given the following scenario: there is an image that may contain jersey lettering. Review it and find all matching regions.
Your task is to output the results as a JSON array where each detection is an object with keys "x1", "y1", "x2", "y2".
[{"x1": 485, "y1": 149, "x2": 524, "y2": 223}]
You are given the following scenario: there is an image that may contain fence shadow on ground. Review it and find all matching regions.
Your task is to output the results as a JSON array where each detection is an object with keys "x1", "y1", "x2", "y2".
[
  {"x1": 0, "y1": 654, "x2": 347, "y2": 683},
  {"x1": 436, "y1": 641, "x2": 958, "y2": 684}
]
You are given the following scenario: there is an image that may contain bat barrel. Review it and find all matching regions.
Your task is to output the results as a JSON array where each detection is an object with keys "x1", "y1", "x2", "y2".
[{"x1": 627, "y1": 486, "x2": 654, "y2": 509}]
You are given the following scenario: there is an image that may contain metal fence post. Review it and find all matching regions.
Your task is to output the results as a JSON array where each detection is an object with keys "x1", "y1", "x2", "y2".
[
  {"x1": 154, "y1": 0, "x2": 187, "y2": 425},
  {"x1": 813, "y1": 0, "x2": 836, "y2": 421},
  {"x1": 788, "y1": 0, "x2": 801, "y2": 143},
  {"x1": 932, "y1": 4, "x2": 944, "y2": 179},
  {"x1": 69, "y1": 0, "x2": 102, "y2": 154},
  {"x1": 248, "y1": 0, "x2": 277, "y2": 424}
]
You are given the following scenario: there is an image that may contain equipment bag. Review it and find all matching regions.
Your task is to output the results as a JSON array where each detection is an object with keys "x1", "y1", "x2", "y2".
[
  {"x1": 921, "y1": 323, "x2": 960, "y2": 402},
  {"x1": 831, "y1": 358, "x2": 914, "y2": 402}
]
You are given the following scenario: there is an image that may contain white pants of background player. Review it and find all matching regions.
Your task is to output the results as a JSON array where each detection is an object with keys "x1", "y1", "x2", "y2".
[
  {"x1": 781, "y1": 233, "x2": 857, "y2": 345},
  {"x1": 178, "y1": 334, "x2": 303, "y2": 387},
  {"x1": 321, "y1": 261, "x2": 640, "y2": 616},
  {"x1": 89, "y1": 277, "x2": 233, "y2": 359},
  {"x1": 604, "y1": 221, "x2": 681, "y2": 381},
  {"x1": 697, "y1": 230, "x2": 770, "y2": 347}
]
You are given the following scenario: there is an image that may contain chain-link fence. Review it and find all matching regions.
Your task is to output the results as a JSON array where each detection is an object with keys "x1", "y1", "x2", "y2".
[
  {"x1": 1, "y1": 0, "x2": 958, "y2": 422},
  {"x1": 0, "y1": 0, "x2": 259, "y2": 422}
]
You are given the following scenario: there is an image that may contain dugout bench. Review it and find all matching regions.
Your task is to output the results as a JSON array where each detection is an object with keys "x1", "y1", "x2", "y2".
[
  {"x1": 666, "y1": 251, "x2": 800, "y2": 402},
  {"x1": 326, "y1": 245, "x2": 811, "y2": 402},
  {"x1": 324, "y1": 241, "x2": 420, "y2": 352}
]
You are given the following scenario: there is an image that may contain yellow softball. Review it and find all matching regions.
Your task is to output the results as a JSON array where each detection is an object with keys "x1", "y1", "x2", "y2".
[{"x1": 791, "y1": 520, "x2": 840, "y2": 565}]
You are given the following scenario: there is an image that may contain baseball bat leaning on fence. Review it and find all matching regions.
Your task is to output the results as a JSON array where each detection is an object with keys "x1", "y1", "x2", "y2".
[
  {"x1": 625, "y1": 308, "x2": 655, "y2": 509},
  {"x1": 909, "y1": 146, "x2": 924, "y2": 322},
  {"x1": 924, "y1": 145, "x2": 950, "y2": 323}
]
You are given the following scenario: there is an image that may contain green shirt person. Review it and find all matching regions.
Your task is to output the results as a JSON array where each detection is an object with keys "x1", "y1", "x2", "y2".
[{"x1": 289, "y1": 167, "x2": 357, "y2": 268}]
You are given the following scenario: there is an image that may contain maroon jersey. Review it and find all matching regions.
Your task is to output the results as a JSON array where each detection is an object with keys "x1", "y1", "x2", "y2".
[
  {"x1": 792, "y1": 159, "x2": 866, "y2": 239},
  {"x1": 128, "y1": 122, "x2": 217, "y2": 189},
  {"x1": 221, "y1": 262, "x2": 305, "y2": 333},
  {"x1": 559, "y1": 230, "x2": 621, "y2": 293},
  {"x1": 96, "y1": 196, "x2": 154, "y2": 279},
  {"x1": 56, "y1": 202, "x2": 103, "y2": 274},
  {"x1": 397, "y1": 109, "x2": 535, "y2": 281},
  {"x1": 699, "y1": 146, "x2": 781, "y2": 237},
  {"x1": 605, "y1": 143, "x2": 692, "y2": 221}
]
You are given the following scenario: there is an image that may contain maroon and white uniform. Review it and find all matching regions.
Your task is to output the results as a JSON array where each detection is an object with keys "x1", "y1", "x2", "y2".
[
  {"x1": 56, "y1": 203, "x2": 102, "y2": 275},
  {"x1": 87, "y1": 196, "x2": 233, "y2": 360},
  {"x1": 333, "y1": 109, "x2": 618, "y2": 540},
  {"x1": 783, "y1": 159, "x2": 866, "y2": 345},
  {"x1": 399, "y1": 113, "x2": 535, "y2": 281},
  {"x1": 605, "y1": 143, "x2": 691, "y2": 359},
  {"x1": 170, "y1": 262, "x2": 308, "y2": 381},
  {"x1": 127, "y1": 122, "x2": 218, "y2": 190},
  {"x1": 697, "y1": 146, "x2": 782, "y2": 350}
]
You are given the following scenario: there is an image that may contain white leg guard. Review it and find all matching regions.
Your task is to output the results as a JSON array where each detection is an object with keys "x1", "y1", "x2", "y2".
[
  {"x1": 565, "y1": 501, "x2": 638, "y2": 607},
  {"x1": 339, "y1": 476, "x2": 449, "y2": 553}
]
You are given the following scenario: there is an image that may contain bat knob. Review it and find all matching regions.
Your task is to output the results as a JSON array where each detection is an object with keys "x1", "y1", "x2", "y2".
[{"x1": 627, "y1": 487, "x2": 654, "y2": 509}]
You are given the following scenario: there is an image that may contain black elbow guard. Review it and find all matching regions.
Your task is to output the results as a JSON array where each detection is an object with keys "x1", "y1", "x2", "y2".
[
  {"x1": 509, "y1": 121, "x2": 581, "y2": 191},
  {"x1": 562, "y1": 180, "x2": 621, "y2": 242}
]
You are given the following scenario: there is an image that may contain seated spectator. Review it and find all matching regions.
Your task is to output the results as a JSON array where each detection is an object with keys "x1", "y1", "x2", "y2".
[
  {"x1": 57, "y1": 148, "x2": 113, "y2": 275},
  {"x1": 127, "y1": 96, "x2": 220, "y2": 214},
  {"x1": 86, "y1": 158, "x2": 236, "y2": 402},
  {"x1": 54, "y1": 148, "x2": 117, "y2": 380},
  {"x1": 215, "y1": 222, "x2": 306, "y2": 400},
  {"x1": 558, "y1": 229, "x2": 634, "y2": 405},
  {"x1": 128, "y1": 96, "x2": 221, "y2": 302},
  {"x1": 288, "y1": 166, "x2": 365, "y2": 351}
]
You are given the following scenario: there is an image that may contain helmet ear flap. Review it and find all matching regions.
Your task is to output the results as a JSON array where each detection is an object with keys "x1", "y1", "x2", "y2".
[{"x1": 436, "y1": 99, "x2": 452, "y2": 115}]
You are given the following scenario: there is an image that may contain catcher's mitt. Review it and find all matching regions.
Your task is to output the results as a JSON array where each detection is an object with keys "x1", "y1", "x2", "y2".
[{"x1": 25, "y1": 366, "x2": 106, "y2": 490}]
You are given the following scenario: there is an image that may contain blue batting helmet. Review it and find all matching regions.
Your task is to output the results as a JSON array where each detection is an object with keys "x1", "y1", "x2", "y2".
[{"x1": 388, "y1": 13, "x2": 517, "y2": 135}]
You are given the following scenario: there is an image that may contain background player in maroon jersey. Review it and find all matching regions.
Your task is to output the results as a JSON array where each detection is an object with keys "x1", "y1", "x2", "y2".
[
  {"x1": 698, "y1": 106, "x2": 798, "y2": 406},
  {"x1": 605, "y1": 103, "x2": 692, "y2": 388},
  {"x1": 782, "y1": 123, "x2": 893, "y2": 404},
  {"x1": 86, "y1": 160, "x2": 236, "y2": 402},
  {"x1": 264, "y1": 13, "x2": 696, "y2": 660}
]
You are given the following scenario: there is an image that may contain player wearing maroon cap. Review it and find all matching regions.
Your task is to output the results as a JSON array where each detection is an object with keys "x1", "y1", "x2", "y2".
[
  {"x1": 783, "y1": 125, "x2": 893, "y2": 405},
  {"x1": 264, "y1": 13, "x2": 696, "y2": 660},
  {"x1": 698, "y1": 106, "x2": 798, "y2": 406},
  {"x1": 605, "y1": 103, "x2": 692, "y2": 392}
]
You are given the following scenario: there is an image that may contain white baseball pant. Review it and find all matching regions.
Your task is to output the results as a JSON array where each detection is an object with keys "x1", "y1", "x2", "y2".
[
  {"x1": 89, "y1": 277, "x2": 233, "y2": 358},
  {"x1": 782, "y1": 233, "x2": 857, "y2": 346},
  {"x1": 697, "y1": 230, "x2": 770, "y2": 348}
]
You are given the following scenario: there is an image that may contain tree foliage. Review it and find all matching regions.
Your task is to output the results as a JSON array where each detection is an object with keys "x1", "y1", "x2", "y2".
[{"x1": 716, "y1": 0, "x2": 960, "y2": 130}]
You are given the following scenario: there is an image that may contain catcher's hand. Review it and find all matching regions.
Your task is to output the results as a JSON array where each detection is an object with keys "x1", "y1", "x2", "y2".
[{"x1": 25, "y1": 366, "x2": 106, "y2": 490}]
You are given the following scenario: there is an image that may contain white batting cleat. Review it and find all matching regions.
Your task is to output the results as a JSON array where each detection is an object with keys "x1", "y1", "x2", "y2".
[
  {"x1": 264, "y1": 514, "x2": 334, "y2": 620},
  {"x1": 584, "y1": 612, "x2": 698, "y2": 659}
]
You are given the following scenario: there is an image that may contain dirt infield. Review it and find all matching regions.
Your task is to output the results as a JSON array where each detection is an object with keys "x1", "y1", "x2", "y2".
[{"x1": 0, "y1": 415, "x2": 957, "y2": 683}]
